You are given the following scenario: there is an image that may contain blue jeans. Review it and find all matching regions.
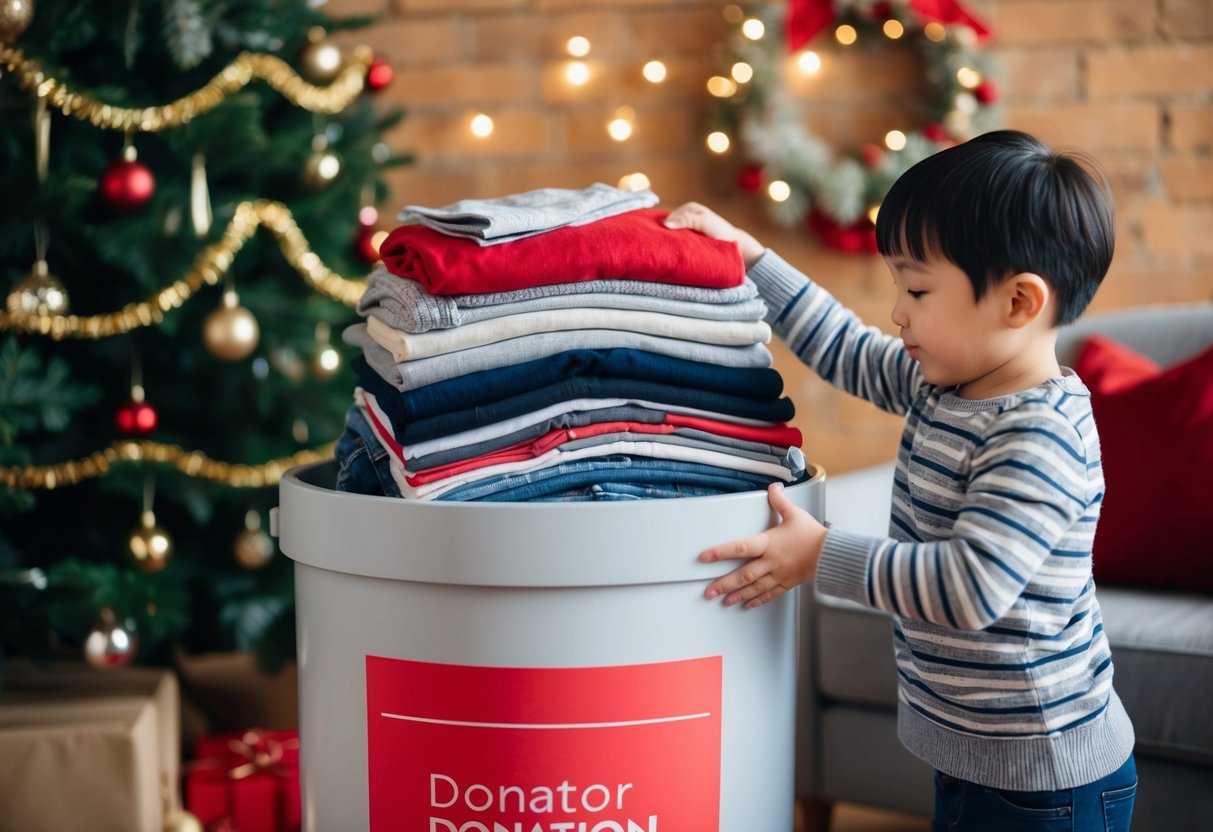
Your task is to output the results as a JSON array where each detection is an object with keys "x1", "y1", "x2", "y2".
[
  {"x1": 932, "y1": 754, "x2": 1136, "y2": 832},
  {"x1": 333, "y1": 405, "x2": 401, "y2": 498},
  {"x1": 435, "y1": 456, "x2": 777, "y2": 502}
]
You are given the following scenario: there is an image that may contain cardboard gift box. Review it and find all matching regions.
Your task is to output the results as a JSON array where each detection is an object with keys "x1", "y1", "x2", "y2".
[
  {"x1": 185, "y1": 728, "x2": 302, "y2": 832},
  {"x1": 0, "y1": 662, "x2": 181, "y2": 832}
]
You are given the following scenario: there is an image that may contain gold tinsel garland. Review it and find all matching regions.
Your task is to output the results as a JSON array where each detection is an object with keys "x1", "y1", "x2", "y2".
[
  {"x1": 0, "y1": 45, "x2": 372, "y2": 490},
  {"x1": 0, "y1": 440, "x2": 335, "y2": 490},
  {"x1": 0, "y1": 199, "x2": 367, "y2": 338},
  {"x1": 0, "y1": 45, "x2": 373, "y2": 131}
]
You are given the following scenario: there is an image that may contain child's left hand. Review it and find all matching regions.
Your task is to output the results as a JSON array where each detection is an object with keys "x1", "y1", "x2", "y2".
[{"x1": 700, "y1": 482, "x2": 828, "y2": 609}]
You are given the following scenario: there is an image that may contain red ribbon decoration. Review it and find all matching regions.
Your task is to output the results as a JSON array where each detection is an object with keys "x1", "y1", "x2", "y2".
[{"x1": 786, "y1": 0, "x2": 991, "y2": 52}]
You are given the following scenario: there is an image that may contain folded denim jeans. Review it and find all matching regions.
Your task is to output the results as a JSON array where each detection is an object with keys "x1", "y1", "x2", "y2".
[{"x1": 333, "y1": 404, "x2": 401, "y2": 498}]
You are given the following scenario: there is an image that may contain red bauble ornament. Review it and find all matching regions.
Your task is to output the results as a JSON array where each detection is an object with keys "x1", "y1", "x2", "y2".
[
  {"x1": 922, "y1": 122, "x2": 950, "y2": 143},
  {"x1": 974, "y1": 79, "x2": 998, "y2": 105},
  {"x1": 100, "y1": 158, "x2": 155, "y2": 211},
  {"x1": 366, "y1": 58, "x2": 394, "y2": 92},
  {"x1": 860, "y1": 143, "x2": 884, "y2": 170},
  {"x1": 115, "y1": 400, "x2": 158, "y2": 436},
  {"x1": 736, "y1": 164, "x2": 765, "y2": 194},
  {"x1": 353, "y1": 224, "x2": 381, "y2": 264}
]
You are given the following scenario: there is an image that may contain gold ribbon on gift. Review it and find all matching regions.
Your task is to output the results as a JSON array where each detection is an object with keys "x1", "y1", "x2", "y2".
[
  {"x1": 0, "y1": 46, "x2": 373, "y2": 131},
  {"x1": 224, "y1": 729, "x2": 299, "y2": 781}
]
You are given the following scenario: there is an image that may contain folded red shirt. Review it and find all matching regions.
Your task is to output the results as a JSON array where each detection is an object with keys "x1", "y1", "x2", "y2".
[{"x1": 378, "y1": 208, "x2": 746, "y2": 295}]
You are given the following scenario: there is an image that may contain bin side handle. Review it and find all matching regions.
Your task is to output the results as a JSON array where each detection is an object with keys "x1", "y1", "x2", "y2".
[{"x1": 269, "y1": 506, "x2": 280, "y2": 539}]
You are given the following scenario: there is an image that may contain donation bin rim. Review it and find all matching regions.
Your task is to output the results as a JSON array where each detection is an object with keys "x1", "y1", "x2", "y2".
[{"x1": 276, "y1": 460, "x2": 825, "y2": 589}]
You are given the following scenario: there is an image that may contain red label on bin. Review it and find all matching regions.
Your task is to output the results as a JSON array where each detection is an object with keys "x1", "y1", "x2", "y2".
[{"x1": 365, "y1": 655, "x2": 722, "y2": 831}]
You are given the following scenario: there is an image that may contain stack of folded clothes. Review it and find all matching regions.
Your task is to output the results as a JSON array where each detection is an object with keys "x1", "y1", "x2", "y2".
[{"x1": 333, "y1": 184, "x2": 807, "y2": 502}]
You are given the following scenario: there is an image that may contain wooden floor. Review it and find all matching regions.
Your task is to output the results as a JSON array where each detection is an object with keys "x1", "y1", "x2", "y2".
[{"x1": 795, "y1": 802, "x2": 931, "y2": 832}]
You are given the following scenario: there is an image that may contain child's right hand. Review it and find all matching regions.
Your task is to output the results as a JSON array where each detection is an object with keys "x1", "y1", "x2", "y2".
[
  {"x1": 664, "y1": 202, "x2": 766, "y2": 267},
  {"x1": 699, "y1": 482, "x2": 827, "y2": 609}
]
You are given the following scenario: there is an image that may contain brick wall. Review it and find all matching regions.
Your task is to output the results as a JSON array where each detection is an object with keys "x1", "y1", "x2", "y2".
[{"x1": 327, "y1": 0, "x2": 1212, "y2": 475}]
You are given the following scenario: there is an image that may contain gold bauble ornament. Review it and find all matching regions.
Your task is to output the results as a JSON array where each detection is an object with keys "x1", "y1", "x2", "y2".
[
  {"x1": 234, "y1": 529, "x2": 275, "y2": 570},
  {"x1": 299, "y1": 27, "x2": 343, "y2": 84},
  {"x1": 204, "y1": 289, "x2": 260, "y2": 361},
  {"x1": 130, "y1": 510, "x2": 173, "y2": 573},
  {"x1": 6, "y1": 260, "x2": 69, "y2": 316},
  {"x1": 162, "y1": 808, "x2": 205, "y2": 832},
  {"x1": 0, "y1": 0, "x2": 34, "y2": 44},
  {"x1": 84, "y1": 607, "x2": 138, "y2": 668},
  {"x1": 301, "y1": 149, "x2": 342, "y2": 190}
]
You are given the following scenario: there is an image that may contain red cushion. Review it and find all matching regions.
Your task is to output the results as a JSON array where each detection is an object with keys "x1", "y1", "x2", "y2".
[{"x1": 1075, "y1": 335, "x2": 1213, "y2": 591}]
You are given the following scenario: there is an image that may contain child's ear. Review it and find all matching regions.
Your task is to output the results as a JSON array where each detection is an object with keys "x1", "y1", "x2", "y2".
[{"x1": 1005, "y1": 272, "x2": 1050, "y2": 329}]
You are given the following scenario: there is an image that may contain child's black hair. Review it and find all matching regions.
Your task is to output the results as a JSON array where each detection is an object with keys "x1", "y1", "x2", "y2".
[{"x1": 875, "y1": 130, "x2": 1115, "y2": 325}]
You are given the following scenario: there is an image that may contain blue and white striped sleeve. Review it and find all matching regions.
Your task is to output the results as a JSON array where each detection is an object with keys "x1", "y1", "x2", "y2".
[
  {"x1": 816, "y1": 404, "x2": 1096, "y2": 630},
  {"x1": 747, "y1": 250, "x2": 922, "y2": 416}
]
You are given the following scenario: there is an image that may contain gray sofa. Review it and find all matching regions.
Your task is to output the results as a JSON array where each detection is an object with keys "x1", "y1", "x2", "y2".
[{"x1": 795, "y1": 303, "x2": 1213, "y2": 831}]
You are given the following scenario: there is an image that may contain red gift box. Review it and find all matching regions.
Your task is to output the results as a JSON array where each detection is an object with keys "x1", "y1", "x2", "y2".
[{"x1": 185, "y1": 729, "x2": 301, "y2": 832}]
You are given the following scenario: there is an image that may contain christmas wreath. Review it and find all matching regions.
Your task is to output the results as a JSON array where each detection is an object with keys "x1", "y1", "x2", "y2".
[{"x1": 714, "y1": 0, "x2": 1003, "y2": 252}]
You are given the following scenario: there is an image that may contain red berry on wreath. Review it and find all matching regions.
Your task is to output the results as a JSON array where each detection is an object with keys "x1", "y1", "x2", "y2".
[
  {"x1": 100, "y1": 150, "x2": 155, "y2": 211},
  {"x1": 974, "y1": 79, "x2": 998, "y2": 105},
  {"x1": 860, "y1": 143, "x2": 884, "y2": 169},
  {"x1": 736, "y1": 164, "x2": 765, "y2": 194},
  {"x1": 366, "y1": 58, "x2": 394, "y2": 92},
  {"x1": 115, "y1": 399, "x2": 158, "y2": 436},
  {"x1": 922, "y1": 122, "x2": 950, "y2": 143}
]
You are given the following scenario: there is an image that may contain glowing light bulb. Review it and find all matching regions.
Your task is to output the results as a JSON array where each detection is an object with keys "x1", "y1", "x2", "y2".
[
  {"x1": 643, "y1": 60, "x2": 667, "y2": 83},
  {"x1": 835, "y1": 24, "x2": 857, "y2": 45},
  {"x1": 956, "y1": 67, "x2": 983, "y2": 89},
  {"x1": 707, "y1": 75, "x2": 738, "y2": 97},
  {"x1": 797, "y1": 51, "x2": 822, "y2": 75},
  {"x1": 566, "y1": 60, "x2": 590, "y2": 85},
  {"x1": 868, "y1": 205, "x2": 881, "y2": 225},
  {"x1": 470, "y1": 113, "x2": 494, "y2": 137},
  {"x1": 723, "y1": 5, "x2": 744, "y2": 24},
  {"x1": 566, "y1": 36, "x2": 590, "y2": 57},
  {"x1": 706, "y1": 131, "x2": 730, "y2": 154},
  {"x1": 618, "y1": 172, "x2": 651, "y2": 191},
  {"x1": 608, "y1": 119, "x2": 633, "y2": 141},
  {"x1": 731, "y1": 62, "x2": 753, "y2": 84},
  {"x1": 885, "y1": 130, "x2": 907, "y2": 151},
  {"x1": 318, "y1": 346, "x2": 341, "y2": 373},
  {"x1": 768, "y1": 180, "x2": 791, "y2": 202},
  {"x1": 882, "y1": 20, "x2": 904, "y2": 39},
  {"x1": 924, "y1": 22, "x2": 947, "y2": 42},
  {"x1": 742, "y1": 18, "x2": 765, "y2": 40}
]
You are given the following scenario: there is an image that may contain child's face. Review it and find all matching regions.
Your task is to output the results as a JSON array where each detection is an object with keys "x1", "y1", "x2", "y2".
[{"x1": 886, "y1": 255, "x2": 1011, "y2": 396}]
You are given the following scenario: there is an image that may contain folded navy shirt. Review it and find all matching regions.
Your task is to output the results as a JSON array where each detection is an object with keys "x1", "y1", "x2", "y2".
[
  {"x1": 356, "y1": 362, "x2": 795, "y2": 445},
  {"x1": 353, "y1": 347, "x2": 785, "y2": 424}
]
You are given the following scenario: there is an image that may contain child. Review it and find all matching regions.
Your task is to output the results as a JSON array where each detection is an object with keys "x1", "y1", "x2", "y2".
[{"x1": 665, "y1": 130, "x2": 1137, "y2": 830}]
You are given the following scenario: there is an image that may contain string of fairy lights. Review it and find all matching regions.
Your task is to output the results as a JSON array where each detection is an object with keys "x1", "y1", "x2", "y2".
[{"x1": 456, "y1": 2, "x2": 999, "y2": 252}]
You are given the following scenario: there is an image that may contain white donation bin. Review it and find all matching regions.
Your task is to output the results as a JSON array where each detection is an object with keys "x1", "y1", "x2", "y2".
[{"x1": 275, "y1": 460, "x2": 825, "y2": 832}]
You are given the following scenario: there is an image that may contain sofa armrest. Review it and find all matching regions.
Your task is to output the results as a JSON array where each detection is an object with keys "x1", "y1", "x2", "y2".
[{"x1": 825, "y1": 462, "x2": 895, "y2": 537}]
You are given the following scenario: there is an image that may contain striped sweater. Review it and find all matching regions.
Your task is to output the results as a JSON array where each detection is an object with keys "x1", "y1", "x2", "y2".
[{"x1": 751, "y1": 252, "x2": 1135, "y2": 791}]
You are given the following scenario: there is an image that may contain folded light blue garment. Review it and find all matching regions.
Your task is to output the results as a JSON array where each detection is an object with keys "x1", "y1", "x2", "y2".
[{"x1": 397, "y1": 183, "x2": 659, "y2": 245}]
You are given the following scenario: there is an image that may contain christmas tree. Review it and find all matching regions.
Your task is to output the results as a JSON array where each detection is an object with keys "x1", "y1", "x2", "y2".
[{"x1": 0, "y1": 0, "x2": 407, "y2": 681}]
